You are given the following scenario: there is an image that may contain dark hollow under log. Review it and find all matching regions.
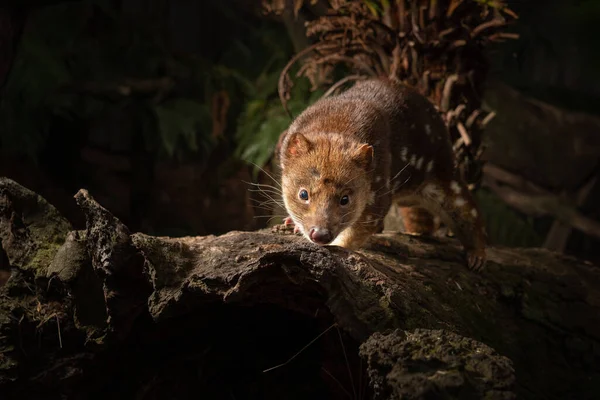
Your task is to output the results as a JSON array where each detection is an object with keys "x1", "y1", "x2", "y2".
[{"x1": 0, "y1": 177, "x2": 599, "y2": 400}]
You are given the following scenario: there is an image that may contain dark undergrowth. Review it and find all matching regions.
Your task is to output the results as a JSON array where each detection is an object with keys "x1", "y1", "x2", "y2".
[{"x1": 4, "y1": 303, "x2": 370, "y2": 400}]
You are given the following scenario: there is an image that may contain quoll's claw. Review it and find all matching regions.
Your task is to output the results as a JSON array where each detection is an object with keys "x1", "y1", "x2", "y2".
[{"x1": 466, "y1": 248, "x2": 486, "y2": 272}]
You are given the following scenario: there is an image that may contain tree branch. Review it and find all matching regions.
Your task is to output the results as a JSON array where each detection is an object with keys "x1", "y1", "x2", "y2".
[{"x1": 483, "y1": 164, "x2": 600, "y2": 241}]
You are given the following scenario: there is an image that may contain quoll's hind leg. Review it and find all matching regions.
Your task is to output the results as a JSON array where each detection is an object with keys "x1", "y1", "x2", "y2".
[
  {"x1": 419, "y1": 178, "x2": 488, "y2": 271},
  {"x1": 399, "y1": 206, "x2": 439, "y2": 236}
]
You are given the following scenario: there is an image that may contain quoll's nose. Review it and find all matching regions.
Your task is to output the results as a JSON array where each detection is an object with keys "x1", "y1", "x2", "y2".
[{"x1": 309, "y1": 227, "x2": 333, "y2": 245}]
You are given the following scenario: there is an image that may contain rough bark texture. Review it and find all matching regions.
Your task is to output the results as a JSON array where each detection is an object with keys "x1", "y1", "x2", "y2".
[
  {"x1": 359, "y1": 329, "x2": 516, "y2": 400},
  {"x1": 1, "y1": 177, "x2": 599, "y2": 399}
]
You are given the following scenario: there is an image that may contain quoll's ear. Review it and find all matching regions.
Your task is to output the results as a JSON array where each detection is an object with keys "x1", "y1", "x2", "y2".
[
  {"x1": 285, "y1": 132, "x2": 313, "y2": 159},
  {"x1": 354, "y1": 144, "x2": 374, "y2": 170}
]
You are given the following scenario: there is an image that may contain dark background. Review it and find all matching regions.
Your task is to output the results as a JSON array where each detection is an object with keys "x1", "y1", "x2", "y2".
[{"x1": 1, "y1": 0, "x2": 599, "y2": 262}]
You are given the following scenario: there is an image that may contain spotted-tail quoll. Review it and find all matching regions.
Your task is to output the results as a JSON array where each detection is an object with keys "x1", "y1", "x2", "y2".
[{"x1": 277, "y1": 77, "x2": 487, "y2": 270}]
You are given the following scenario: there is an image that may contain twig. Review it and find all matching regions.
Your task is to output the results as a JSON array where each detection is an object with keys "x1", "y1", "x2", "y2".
[
  {"x1": 481, "y1": 111, "x2": 496, "y2": 127},
  {"x1": 336, "y1": 326, "x2": 357, "y2": 399},
  {"x1": 278, "y1": 43, "x2": 323, "y2": 118},
  {"x1": 390, "y1": 43, "x2": 402, "y2": 80},
  {"x1": 410, "y1": 0, "x2": 424, "y2": 43},
  {"x1": 313, "y1": 54, "x2": 377, "y2": 77},
  {"x1": 382, "y1": 0, "x2": 395, "y2": 29},
  {"x1": 456, "y1": 121, "x2": 471, "y2": 146},
  {"x1": 472, "y1": 18, "x2": 507, "y2": 38},
  {"x1": 321, "y1": 367, "x2": 353, "y2": 399},
  {"x1": 483, "y1": 163, "x2": 546, "y2": 195},
  {"x1": 441, "y1": 74, "x2": 459, "y2": 112},
  {"x1": 483, "y1": 175, "x2": 600, "y2": 241},
  {"x1": 543, "y1": 176, "x2": 598, "y2": 251},
  {"x1": 263, "y1": 323, "x2": 338, "y2": 373},
  {"x1": 56, "y1": 316, "x2": 63, "y2": 349},
  {"x1": 368, "y1": 41, "x2": 391, "y2": 73},
  {"x1": 397, "y1": 0, "x2": 406, "y2": 32},
  {"x1": 465, "y1": 109, "x2": 482, "y2": 128},
  {"x1": 447, "y1": 0, "x2": 463, "y2": 17},
  {"x1": 322, "y1": 75, "x2": 364, "y2": 99},
  {"x1": 358, "y1": 356, "x2": 364, "y2": 400}
]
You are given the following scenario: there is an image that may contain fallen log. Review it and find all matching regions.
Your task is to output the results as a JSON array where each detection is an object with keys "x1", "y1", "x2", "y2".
[{"x1": 0, "y1": 177, "x2": 599, "y2": 399}]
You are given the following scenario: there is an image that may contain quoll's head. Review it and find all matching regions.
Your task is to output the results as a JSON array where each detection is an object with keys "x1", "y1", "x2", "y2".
[{"x1": 280, "y1": 131, "x2": 374, "y2": 245}]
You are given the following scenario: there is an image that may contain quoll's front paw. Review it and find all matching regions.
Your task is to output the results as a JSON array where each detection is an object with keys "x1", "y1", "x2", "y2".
[
  {"x1": 283, "y1": 216, "x2": 301, "y2": 234},
  {"x1": 465, "y1": 247, "x2": 486, "y2": 272}
]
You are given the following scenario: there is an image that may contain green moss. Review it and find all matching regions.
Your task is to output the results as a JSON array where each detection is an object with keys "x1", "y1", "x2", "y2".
[
  {"x1": 27, "y1": 242, "x2": 63, "y2": 277},
  {"x1": 24, "y1": 214, "x2": 71, "y2": 278},
  {"x1": 0, "y1": 345, "x2": 18, "y2": 372},
  {"x1": 376, "y1": 296, "x2": 400, "y2": 326}
]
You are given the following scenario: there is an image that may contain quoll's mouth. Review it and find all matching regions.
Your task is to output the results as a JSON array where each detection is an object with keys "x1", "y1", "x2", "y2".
[{"x1": 308, "y1": 227, "x2": 333, "y2": 245}]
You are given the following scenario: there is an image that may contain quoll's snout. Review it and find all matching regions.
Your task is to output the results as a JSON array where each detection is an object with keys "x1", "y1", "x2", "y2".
[{"x1": 309, "y1": 227, "x2": 333, "y2": 245}]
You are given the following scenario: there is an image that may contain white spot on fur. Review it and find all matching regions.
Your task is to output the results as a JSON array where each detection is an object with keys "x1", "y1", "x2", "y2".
[
  {"x1": 386, "y1": 179, "x2": 391, "y2": 189},
  {"x1": 410, "y1": 154, "x2": 417, "y2": 166},
  {"x1": 416, "y1": 157, "x2": 424, "y2": 170},
  {"x1": 450, "y1": 181, "x2": 461, "y2": 194},
  {"x1": 454, "y1": 197, "x2": 466, "y2": 207},
  {"x1": 426, "y1": 160, "x2": 434, "y2": 172},
  {"x1": 368, "y1": 191, "x2": 376, "y2": 205},
  {"x1": 471, "y1": 209, "x2": 478, "y2": 218},
  {"x1": 400, "y1": 147, "x2": 408, "y2": 161},
  {"x1": 425, "y1": 124, "x2": 431, "y2": 135},
  {"x1": 366, "y1": 214, "x2": 372, "y2": 222},
  {"x1": 375, "y1": 175, "x2": 382, "y2": 183},
  {"x1": 422, "y1": 184, "x2": 445, "y2": 202}
]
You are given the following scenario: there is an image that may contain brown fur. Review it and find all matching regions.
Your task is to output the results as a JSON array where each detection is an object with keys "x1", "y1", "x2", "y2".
[
  {"x1": 400, "y1": 206, "x2": 439, "y2": 234},
  {"x1": 278, "y1": 77, "x2": 487, "y2": 270}
]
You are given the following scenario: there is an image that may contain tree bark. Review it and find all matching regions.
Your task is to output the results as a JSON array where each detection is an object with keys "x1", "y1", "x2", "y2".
[{"x1": 0, "y1": 177, "x2": 599, "y2": 399}]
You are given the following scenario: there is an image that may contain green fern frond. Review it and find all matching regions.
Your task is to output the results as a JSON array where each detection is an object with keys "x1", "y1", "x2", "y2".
[
  {"x1": 235, "y1": 73, "x2": 325, "y2": 177},
  {"x1": 0, "y1": 21, "x2": 74, "y2": 158},
  {"x1": 362, "y1": 0, "x2": 382, "y2": 17},
  {"x1": 153, "y1": 99, "x2": 212, "y2": 158}
]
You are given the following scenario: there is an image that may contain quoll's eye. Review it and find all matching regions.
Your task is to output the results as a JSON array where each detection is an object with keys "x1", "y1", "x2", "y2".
[
  {"x1": 298, "y1": 189, "x2": 309, "y2": 201},
  {"x1": 340, "y1": 195, "x2": 350, "y2": 206}
]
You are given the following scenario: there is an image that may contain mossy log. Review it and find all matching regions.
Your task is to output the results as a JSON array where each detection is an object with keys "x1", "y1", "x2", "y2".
[{"x1": 0, "y1": 177, "x2": 599, "y2": 400}]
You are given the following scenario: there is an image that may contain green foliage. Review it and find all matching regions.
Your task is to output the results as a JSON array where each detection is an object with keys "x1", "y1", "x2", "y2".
[
  {"x1": 362, "y1": 0, "x2": 383, "y2": 17},
  {"x1": 225, "y1": 18, "x2": 326, "y2": 176},
  {"x1": 475, "y1": 189, "x2": 544, "y2": 247},
  {"x1": 0, "y1": 0, "x2": 342, "y2": 171},
  {"x1": 235, "y1": 71, "x2": 324, "y2": 176},
  {"x1": 0, "y1": 0, "x2": 254, "y2": 162},
  {"x1": 0, "y1": 3, "x2": 77, "y2": 159},
  {"x1": 153, "y1": 99, "x2": 212, "y2": 158}
]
